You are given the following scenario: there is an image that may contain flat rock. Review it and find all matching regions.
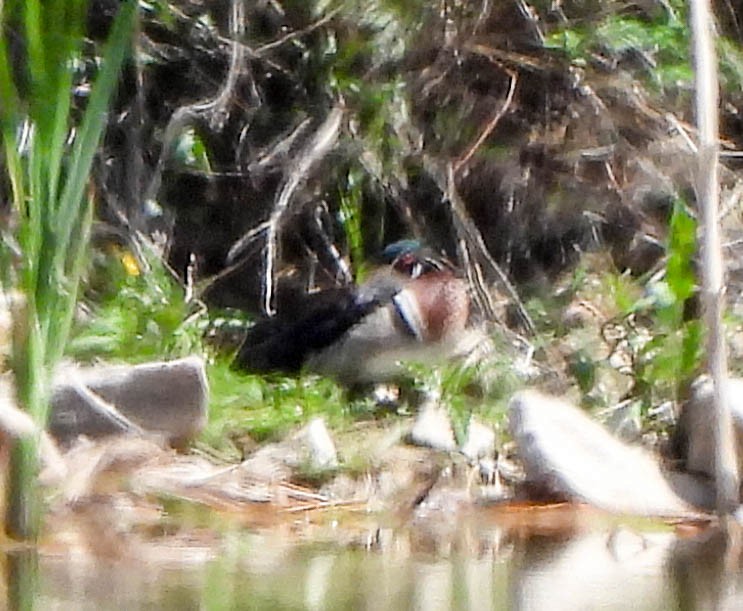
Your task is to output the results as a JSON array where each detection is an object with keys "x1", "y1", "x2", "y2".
[
  {"x1": 508, "y1": 390, "x2": 710, "y2": 517},
  {"x1": 49, "y1": 356, "x2": 208, "y2": 446}
]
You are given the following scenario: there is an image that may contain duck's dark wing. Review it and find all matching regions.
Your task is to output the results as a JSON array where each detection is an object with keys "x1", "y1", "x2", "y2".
[{"x1": 233, "y1": 288, "x2": 379, "y2": 374}]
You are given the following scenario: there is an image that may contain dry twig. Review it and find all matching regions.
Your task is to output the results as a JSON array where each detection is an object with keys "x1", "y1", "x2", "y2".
[
  {"x1": 143, "y1": 0, "x2": 256, "y2": 206},
  {"x1": 260, "y1": 107, "x2": 344, "y2": 315},
  {"x1": 453, "y1": 65, "x2": 517, "y2": 174}
]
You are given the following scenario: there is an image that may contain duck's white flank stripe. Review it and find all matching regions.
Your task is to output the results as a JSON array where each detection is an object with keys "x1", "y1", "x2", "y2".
[{"x1": 392, "y1": 289, "x2": 425, "y2": 341}]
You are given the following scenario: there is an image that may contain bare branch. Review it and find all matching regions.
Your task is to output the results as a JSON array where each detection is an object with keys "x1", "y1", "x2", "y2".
[
  {"x1": 254, "y1": 7, "x2": 341, "y2": 55},
  {"x1": 454, "y1": 66, "x2": 517, "y2": 174},
  {"x1": 261, "y1": 106, "x2": 344, "y2": 315},
  {"x1": 143, "y1": 0, "x2": 255, "y2": 206}
]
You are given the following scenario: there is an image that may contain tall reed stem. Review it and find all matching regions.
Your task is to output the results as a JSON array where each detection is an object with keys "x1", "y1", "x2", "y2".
[
  {"x1": 0, "y1": 0, "x2": 136, "y2": 540},
  {"x1": 690, "y1": 0, "x2": 740, "y2": 518}
]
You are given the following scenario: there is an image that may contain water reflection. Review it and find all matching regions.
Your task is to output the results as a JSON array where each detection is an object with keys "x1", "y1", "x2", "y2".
[
  {"x1": 7, "y1": 513, "x2": 743, "y2": 609},
  {"x1": 7, "y1": 549, "x2": 38, "y2": 610}
]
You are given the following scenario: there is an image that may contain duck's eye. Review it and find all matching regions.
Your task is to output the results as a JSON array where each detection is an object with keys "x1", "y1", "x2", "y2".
[{"x1": 393, "y1": 253, "x2": 418, "y2": 274}]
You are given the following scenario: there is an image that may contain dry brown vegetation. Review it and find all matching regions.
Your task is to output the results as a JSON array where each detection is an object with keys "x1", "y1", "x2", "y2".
[{"x1": 88, "y1": 1, "x2": 743, "y2": 305}]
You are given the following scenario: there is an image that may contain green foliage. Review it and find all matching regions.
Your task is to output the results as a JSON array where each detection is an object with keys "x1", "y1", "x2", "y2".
[
  {"x1": 338, "y1": 167, "x2": 366, "y2": 279},
  {"x1": 604, "y1": 273, "x2": 643, "y2": 317},
  {"x1": 324, "y1": 0, "x2": 426, "y2": 252},
  {"x1": 171, "y1": 127, "x2": 212, "y2": 173},
  {"x1": 203, "y1": 362, "x2": 351, "y2": 455},
  {"x1": 0, "y1": 0, "x2": 136, "y2": 539},
  {"x1": 408, "y1": 356, "x2": 516, "y2": 444},
  {"x1": 544, "y1": 9, "x2": 692, "y2": 92},
  {"x1": 629, "y1": 202, "x2": 702, "y2": 406},
  {"x1": 68, "y1": 245, "x2": 203, "y2": 362},
  {"x1": 544, "y1": 3, "x2": 743, "y2": 96},
  {"x1": 141, "y1": 0, "x2": 177, "y2": 29},
  {"x1": 568, "y1": 349, "x2": 596, "y2": 395},
  {"x1": 532, "y1": 205, "x2": 701, "y2": 414},
  {"x1": 718, "y1": 37, "x2": 743, "y2": 91}
]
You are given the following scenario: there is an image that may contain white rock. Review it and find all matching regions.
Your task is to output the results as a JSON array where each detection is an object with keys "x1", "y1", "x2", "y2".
[
  {"x1": 409, "y1": 396, "x2": 456, "y2": 451},
  {"x1": 460, "y1": 417, "x2": 496, "y2": 461},
  {"x1": 304, "y1": 417, "x2": 338, "y2": 469}
]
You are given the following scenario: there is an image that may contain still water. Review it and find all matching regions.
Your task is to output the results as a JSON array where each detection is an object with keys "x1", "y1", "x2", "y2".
[{"x1": 4, "y1": 506, "x2": 743, "y2": 610}]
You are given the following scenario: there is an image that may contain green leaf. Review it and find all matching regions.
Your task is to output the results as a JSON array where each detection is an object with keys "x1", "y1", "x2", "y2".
[
  {"x1": 172, "y1": 127, "x2": 212, "y2": 172},
  {"x1": 666, "y1": 201, "x2": 696, "y2": 304}
]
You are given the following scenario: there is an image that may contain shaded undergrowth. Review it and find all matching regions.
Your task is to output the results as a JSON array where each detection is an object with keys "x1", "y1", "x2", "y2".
[{"x1": 6, "y1": 0, "x2": 743, "y2": 470}]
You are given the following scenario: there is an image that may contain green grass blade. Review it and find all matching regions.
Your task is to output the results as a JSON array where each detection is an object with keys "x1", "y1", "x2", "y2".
[
  {"x1": 46, "y1": 0, "x2": 136, "y2": 359},
  {"x1": 45, "y1": 0, "x2": 87, "y2": 207},
  {"x1": 54, "y1": 0, "x2": 136, "y2": 269}
]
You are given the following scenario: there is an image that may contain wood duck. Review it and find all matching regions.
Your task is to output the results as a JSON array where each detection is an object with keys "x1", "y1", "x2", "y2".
[{"x1": 233, "y1": 242, "x2": 478, "y2": 384}]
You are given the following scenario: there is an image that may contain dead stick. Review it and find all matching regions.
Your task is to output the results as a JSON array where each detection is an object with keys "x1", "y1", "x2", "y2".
[
  {"x1": 261, "y1": 106, "x2": 343, "y2": 315},
  {"x1": 691, "y1": 0, "x2": 740, "y2": 519},
  {"x1": 454, "y1": 67, "x2": 517, "y2": 174}
]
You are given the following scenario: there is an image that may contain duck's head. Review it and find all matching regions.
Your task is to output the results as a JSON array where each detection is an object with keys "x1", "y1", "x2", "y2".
[{"x1": 380, "y1": 240, "x2": 454, "y2": 279}]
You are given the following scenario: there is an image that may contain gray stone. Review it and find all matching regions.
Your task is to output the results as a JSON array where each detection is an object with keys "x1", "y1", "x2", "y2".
[
  {"x1": 49, "y1": 356, "x2": 208, "y2": 446},
  {"x1": 241, "y1": 417, "x2": 338, "y2": 480},
  {"x1": 675, "y1": 376, "x2": 743, "y2": 480},
  {"x1": 508, "y1": 390, "x2": 709, "y2": 517}
]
